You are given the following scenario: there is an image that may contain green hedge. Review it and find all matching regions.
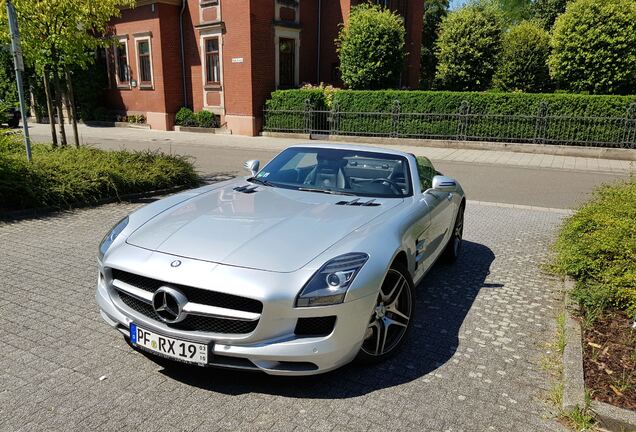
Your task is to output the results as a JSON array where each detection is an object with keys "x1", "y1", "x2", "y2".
[
  {"x1": 0, "y1": 135, "x2": 200, "y2": 213},
  {"x1": 331, "y1": 90, "x2": 636, "y2": 116},
  {"x1": 552, "y1": 179, "x2": 636, "y2": 317},
  {"x1": 263, "y1": 89, "x2": 636, "y2": 146}
]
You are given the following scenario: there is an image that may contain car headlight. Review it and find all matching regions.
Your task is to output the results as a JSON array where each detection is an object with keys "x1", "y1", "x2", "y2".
[
  {"x1": 296, "y1": 253, "x2": 369, "y2": 307},
  {"x1": 98, "y1": 216, "x2": 129, "y2": 261}
]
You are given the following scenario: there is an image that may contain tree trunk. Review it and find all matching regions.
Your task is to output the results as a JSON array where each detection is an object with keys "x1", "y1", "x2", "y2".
[
  {"x1": 42, "y1": 68, "x2": 58, "y2": 147},
  {"x1": 64, "y1": 87, "x2": 72, "y2": 125},
  {"x1": 65, "y1": 70, "x2": 80, "y2": 148},
  {"x1": 52, "y1": 68, "x2": 67, "y2": 146}
]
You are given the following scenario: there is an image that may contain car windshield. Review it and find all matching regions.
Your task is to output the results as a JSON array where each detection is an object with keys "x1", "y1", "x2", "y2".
[{"x1": 250, "y1": 147, "x2": 412, "y2": 198}]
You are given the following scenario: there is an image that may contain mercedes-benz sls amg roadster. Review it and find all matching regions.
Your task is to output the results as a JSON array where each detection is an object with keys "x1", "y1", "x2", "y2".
[{"x1": 96, "y1": 144, "x2": 465, "y2": 375}]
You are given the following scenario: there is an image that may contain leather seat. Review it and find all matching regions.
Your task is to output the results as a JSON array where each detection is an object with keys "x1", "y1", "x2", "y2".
[{"x1": 305, "y1": 158, "x2": 348, "y2": 189}]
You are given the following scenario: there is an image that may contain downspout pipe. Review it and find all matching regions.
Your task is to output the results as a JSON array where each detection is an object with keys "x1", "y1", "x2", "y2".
[
  {"x1": 179, "y1": 0, "x2": 189, "y2": 108},
  {"x1": 316, "y1": 0, "x2": 321, "y2": 84}
]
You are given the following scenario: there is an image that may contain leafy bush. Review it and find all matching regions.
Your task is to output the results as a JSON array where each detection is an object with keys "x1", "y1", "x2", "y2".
[
  {"x1": 263, "y1": 89, "x2": 636, "y2": 142},
  {"x1": 337, "y1": 3, "x2": 405, "y2": 90},
  {"x1": 548, "y1": 0, "x2": 636, "y2": 95},
  {"x1": 493, "y1": 21, "x2": 551, "y2": 93},
  {"x1": 421, "y1": 0, "x2": 449, "y2": 90},
  {"x1": 175, "y1": 107, "x2": 196, "y2": 127},
  {"x1": 92, "y1": 107, "x2": 113, "y2": 122},
  {"x1": 328, "y1": 90, "x2": 636, "y2": 117},
  {"x1": 195, "y1": 110, "x2": 216, "y2": 128},
  {"x1": 435, "y1": 4, "x2": 504, "y2": 91},
  {"x1": 552, "y1": 179, "x2": 636, "y2": 317},
  {"x1": 531, "y1": 0, "x2": 569, "y2": 29},
  {"x1": 0, "y1": 134, "x2": 199, "y2": 213}
]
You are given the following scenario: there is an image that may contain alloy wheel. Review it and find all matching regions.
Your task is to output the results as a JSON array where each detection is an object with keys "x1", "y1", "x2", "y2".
[
  {"x1": 453, "y1": 209, "x2": 464, "y2": 256},
  {"x1": 361, "y1": 269, "x2": 412, "y2": 357}
]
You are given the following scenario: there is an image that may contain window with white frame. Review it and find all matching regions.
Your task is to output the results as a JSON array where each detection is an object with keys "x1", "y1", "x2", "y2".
[
  {"x1": 135, "y1": 37, "x2": 153, "y2": 88},
  {"x1": 114, "y1": 37, "x2": 130, "y2": 86},
  {"x1": 204, "y1": 37, "x2": 221, "y2": 86}
]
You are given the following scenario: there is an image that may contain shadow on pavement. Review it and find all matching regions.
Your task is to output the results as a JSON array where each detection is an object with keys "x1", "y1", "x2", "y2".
[{"x1": 152, "y1": 240, "x2": 498, "y2": 398}]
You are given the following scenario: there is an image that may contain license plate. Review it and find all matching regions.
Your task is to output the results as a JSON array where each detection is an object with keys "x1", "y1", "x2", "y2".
[{"x1": 130, "y1": 323, "x2": 209, "y2": 366}]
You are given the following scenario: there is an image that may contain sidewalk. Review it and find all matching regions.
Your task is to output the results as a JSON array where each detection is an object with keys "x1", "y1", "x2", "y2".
[{"x1": 27, "y1": 123, "x2": 635, "y2": 175}]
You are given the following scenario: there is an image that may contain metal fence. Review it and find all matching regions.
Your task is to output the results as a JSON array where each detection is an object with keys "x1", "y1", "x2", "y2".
[{"x1": 263, "y1": 100, "x2": 636, "y2": 149}]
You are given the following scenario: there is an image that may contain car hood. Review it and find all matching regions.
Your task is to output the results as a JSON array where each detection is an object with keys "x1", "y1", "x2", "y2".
[{"x1": 126, "y1": 182, "x2": 402, "y2": 272}]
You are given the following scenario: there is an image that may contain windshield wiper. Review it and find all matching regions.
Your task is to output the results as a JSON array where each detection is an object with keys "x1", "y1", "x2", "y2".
[
  {"x1": 247, "y1": 177, "x2": 275, "y2": 187},
  {"x1": 297, "y1": 187, "x2": 356, "y2": 196}
]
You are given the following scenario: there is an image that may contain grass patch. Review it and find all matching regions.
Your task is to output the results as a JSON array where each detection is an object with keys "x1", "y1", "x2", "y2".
[{"x1": 0, "y1": 134, "x2": 200, "y2": 213}]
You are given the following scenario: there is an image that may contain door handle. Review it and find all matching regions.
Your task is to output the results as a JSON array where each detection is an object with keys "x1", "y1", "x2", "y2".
[{"x1": 447, "y1": 193, "x2": 453, "y2": 201}]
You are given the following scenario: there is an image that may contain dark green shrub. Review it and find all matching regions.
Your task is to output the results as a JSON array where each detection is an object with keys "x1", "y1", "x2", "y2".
[
  {"x1": 263, "y1": 89, "x2": 636, "y2": 143},
  {"x1": 421, "y1": 0, "x2": 449, "y2": 90},
  {"x1": 532, "y1": 0, "x2": 569, "y2": 29},
  {"x1": 549, "y1": 0, "x2": 636, "y2": 95},
  {"x1": 552, "y1": 179, "x2": 636, "y2": 317},
  {"x1": 92, "y1": 107, "x2": 112, "y2": 121},
  {"x1": 493, "y1": 21, "x2": 552, "y2": 93},
  {"x1": 195, "y1": 110, "x2": 216, "y2": 128},
  {"x1": 175, "y1": 107, "x2": 196, "y2": 126},
  {"x1": 0, "y1": 134, "x2": 200, "y2": 212},
  {"x1": 337, "y1": 3, "x2": 406, "y2": 89},
  {"x1": 435, "y1": 4, "x2": 504, "y2": 91}
]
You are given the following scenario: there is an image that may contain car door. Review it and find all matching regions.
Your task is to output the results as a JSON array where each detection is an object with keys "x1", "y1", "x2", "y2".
[{"x1": 412, "y1": 157, "x2": 454, "y2": 276}]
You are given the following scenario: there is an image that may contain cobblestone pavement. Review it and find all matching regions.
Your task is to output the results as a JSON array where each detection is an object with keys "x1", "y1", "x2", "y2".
[{"x1": 0, "y1": 201, "x2": 567, "y2": 431}]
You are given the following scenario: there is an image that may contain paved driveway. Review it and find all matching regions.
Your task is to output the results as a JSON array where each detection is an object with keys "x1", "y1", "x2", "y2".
[{"x1": 0, "y1": 201, "x2": 566, "y2": 431}]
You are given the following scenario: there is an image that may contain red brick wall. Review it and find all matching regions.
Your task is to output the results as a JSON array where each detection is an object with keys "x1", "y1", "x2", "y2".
[
  {"x1": 319, "y1": 0, "x2": 350, "y2": 85},
  {"x1": 106, "y1": 4, "x2": 166, "y2": 114},
  {"x1": 158, "y1": 3, "x2": 185, "y2": 117},
  {"x1": 404, "y1": 0, "x2": 423, "y2": 89}
]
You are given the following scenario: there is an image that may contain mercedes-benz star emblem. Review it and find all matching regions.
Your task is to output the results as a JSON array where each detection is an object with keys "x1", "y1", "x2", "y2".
[
  {"x1": 152, "y1": 287, "x2": 188, "y2": 323},
  {"x1": 171, "y1": 260, "x2": 182, "y2": 268}
]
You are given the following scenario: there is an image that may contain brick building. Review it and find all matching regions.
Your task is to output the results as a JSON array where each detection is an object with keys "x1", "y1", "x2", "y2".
[{"x1": 104, "y1": 0, "x2": 424, "y2": 135}]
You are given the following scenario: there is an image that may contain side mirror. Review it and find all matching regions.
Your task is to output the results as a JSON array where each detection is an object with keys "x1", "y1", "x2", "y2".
[
  {"x1": 432, "y1": 175, "x2": 457, "y2": 193},
  {"x1": 243, "y1": 160, "x2": 260, "y2": 176}
]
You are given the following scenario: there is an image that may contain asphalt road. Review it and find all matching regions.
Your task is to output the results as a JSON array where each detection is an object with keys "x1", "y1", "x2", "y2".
[{"x1": 28, "y1": 124, "x2": 629, "y2": 209}]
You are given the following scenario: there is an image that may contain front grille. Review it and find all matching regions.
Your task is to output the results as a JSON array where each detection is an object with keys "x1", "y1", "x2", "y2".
[
  {"x1": 294, "y1": 316, "x2": 337, "y2": 336},
  {"x1": 111, "y1": 269, "x2": 262, "y2": 313},
  {"x1": 118, "y1": 291, "x2": 259, "y2": 334}
]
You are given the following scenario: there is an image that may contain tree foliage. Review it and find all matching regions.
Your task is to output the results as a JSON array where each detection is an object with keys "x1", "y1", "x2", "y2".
[
  {"x1": 0, "y1": 0, "x2": 134, "y2": 73},
  {"x1": 493, "y1": 20, "x2": 551, "y2": 93},
  {"x1": 337, "y1": 3, "x2": 406, "y2": 90},
  {"x1": 531, "y1": 0, "x2": 569, "y2": 30},
  {"x1": 548, "y1": 0, "x2": 636, "y2": 95},
  {"x1": 434, "y1": 4, "x2": 504, "y2": 91},
  {"x1": 421, "y1": 0, "x2": 449, "y2": 89}
]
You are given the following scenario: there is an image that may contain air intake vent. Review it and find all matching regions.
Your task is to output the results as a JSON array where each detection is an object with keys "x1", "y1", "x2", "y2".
[
  {"x1": 336, "y1": 198, "x2": 381, "y2": 207},
  {"x1": 233, "y1": 185, "x2": 258, "y2": 194}
]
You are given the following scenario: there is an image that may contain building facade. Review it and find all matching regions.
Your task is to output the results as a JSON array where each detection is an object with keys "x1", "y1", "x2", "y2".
[{"x1": 104, "y1": 0, "x2": 424, "y2": 135}]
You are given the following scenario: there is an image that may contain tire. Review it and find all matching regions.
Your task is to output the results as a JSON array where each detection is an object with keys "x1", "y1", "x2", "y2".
[
  {"x1": 441, "y1": 203, "x2": 465, "y2": 263},
  {"x1": 356, "y1": 262, "x2": 415, "y2": 364},
  {"x1": 7, "y1": 119, "x2": 18, "y2": 128}
]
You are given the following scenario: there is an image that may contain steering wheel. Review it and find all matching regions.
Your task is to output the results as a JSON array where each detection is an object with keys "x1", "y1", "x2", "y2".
[{"x1": 371, "y1": 178, "x2": 402, "y2": 195}]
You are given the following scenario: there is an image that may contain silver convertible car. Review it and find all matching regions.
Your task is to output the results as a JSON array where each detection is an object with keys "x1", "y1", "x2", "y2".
[{"x1": 96, "y1": 144, "x2": 465, "y2": 375}]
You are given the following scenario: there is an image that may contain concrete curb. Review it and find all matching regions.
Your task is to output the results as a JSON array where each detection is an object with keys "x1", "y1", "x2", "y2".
[
  {"x1": 82, "y1": 120, "x2": 151, "y2": 130},
  {"x1": 563, "y1": 278, "x2": 586, "y2": 413},
  {"x1": 562, "y1": 278, "x2": 636, "y2": 431},
  {"x1": 174, "y1": 125, "x2": 230, "y2": 134},
  {"x1": 262, "y1": 132, "x2": 636, "y2": 161}
]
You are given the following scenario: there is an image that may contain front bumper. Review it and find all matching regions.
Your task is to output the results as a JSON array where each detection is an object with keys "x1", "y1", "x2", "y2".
[{"x1": 96, "y1": 252, "x2": 378, "y2": 376}]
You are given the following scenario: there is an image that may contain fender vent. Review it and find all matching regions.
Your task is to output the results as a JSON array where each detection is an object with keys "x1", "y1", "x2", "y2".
[
  {"x1": 233, "y1": 185, "x2": 258, "y2": 194},
  {"x1": 336, "y1": 198, "x2": 381, "y2": 207}
]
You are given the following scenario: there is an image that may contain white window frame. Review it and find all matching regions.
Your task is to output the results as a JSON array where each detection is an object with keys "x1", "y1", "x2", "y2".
[
  {"x1": 114, "y1": 36, "x2": 131, "y2": 88},
  {"x1": 134, "y1": 35, "x2": 154, "y2": 89},
  {"x1": 274, "y1": 26, "x2": 300, "y2": 88},
  {"x1": 199, "y1": 26, "x2": 225, "y2": 112}
]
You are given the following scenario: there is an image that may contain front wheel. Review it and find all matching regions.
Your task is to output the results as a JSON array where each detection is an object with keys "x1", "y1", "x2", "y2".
[
  {"x1": 442, "y1": 203, "x2": 465, "y2": 263},
  {"x1": 356, "y1": 263, "x2": 414, "y2": 364}
]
